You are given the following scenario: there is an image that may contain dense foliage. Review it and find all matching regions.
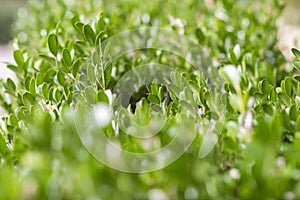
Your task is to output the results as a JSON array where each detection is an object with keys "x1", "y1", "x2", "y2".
[{"x1": 1, "y1": 0, "x2": 300, "y2": 199}]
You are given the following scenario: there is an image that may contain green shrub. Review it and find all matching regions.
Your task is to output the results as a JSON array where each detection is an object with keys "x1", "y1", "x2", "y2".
[{"x1": 1, "y1": 0, "x2": 300, "y2": 199}]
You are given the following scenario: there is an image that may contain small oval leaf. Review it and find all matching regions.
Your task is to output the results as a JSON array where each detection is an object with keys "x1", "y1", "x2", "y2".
[
  {"x1": 96, "y1": 90, "x2": 109, "y2": 104},
  {"x1": 62, "y1": 48, "x2": 72, "y2": 66},
  {"x1": 13, "y1": 50, "x2": 24, "y2": 67},
  {"x1": 22, "y1": 92, "x2": 35, "y2": 107},
  {"x1": 48, "y1": 34, "x2": 58, "y2": 56},
  {"x1": 84, "y1": 24, "x2": 96, "y2": 45},
  {"x1": 148, "y1": 94, "x2": 160, "y2": 105}
]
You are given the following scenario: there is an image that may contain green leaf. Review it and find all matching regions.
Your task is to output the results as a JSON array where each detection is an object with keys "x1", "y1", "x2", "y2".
[
  {"x1": 222, "y1": 0, "x2": 233, "y2": 10},
  {"x1": 294, "y1": 75, "x2": 300, "y2": 82},
  {"x1": 29, "y1": 79, "x2": 36, "y2": 96},
  {"x1": 7, "y1": 64, "x2": 20, "y2": 74},
  {"x1": 85, "y1": 86, "x2": 96, "y2": 104},
  {"x1": 96, "y1": 13, "x2": 105, "y2": 33},
  {"x1": 13, "y1": 50, "x2": 24, "y2": 67},
  {"x1": 36, "y1": 73, "x2": 43, "y2": 85},
  {"x1": 292, "y1": 48, "x2": 300, "y2": 59},
  {"x1": 87, "y1": 64, "x2": 96, "y2": 83},
  {"x1": 293, "y1": 61, "x2": 300, "y2": 70},
  {"x1": 184, "y1": 86, "x2": 194, "y2": 104},
  {"x1": 158, "y1": 86, "x2": 164, "y2": 101},
  {"x1": 229, "y1": 94, "x2": 243, "y2": 112},
  {"x1": 270, "y1": 88, "x2": 276, "y2": 102},
  {"x1": 6, "y1": 78, "x2": 16, "y2": 93},
  {"x1": 9, "y1": 113, "x2": 18, "y2": 127},
  {"x1": 84, "y1": 24, "x2": 96, "y2": 45},
  {"x1": 92, "y1": 50, "x2": 101, "y2": 66},
  {"x1": 96, "y1": 90, "x2": 109, "y2": 104},
  {"x1": 134, "y1": 98, "x2": 150, "y2": 126},
  {"x1": 222, "y1": 137, "x2": 238, "y2": 154},
  {"x1": 262, "y1": 103, "x2": 273, "y2": 116},
  {"x1": 295, "y1": 96, "x2": 300, "y2": 109},
  {"x1": 245, "y1": 52, "x2": 254, "y2": 66},
  {"x1": 170, "y1": 71, "x2": 181, "y2": 87},
  {"x1": 53, "y1": 88, "x2": 63, "y2": 102},
  {"x1": 0, "y1": 135, "x2": 6, "y2": 154},
  {"x1": 41, "y1": 83, "x2": 49, "y2": 100},
  {"x1": 23, "y1": 57, "x2": 32, "y2": 73},
  {"x1": 104, "y1": 63, "x2": 112, "y2": 85},
  {"x1": 167, "y1": 84, "x2": 181, "y2": 98},
  {"x1": 55, "y1": 21, "x2": 62, "y2": 34},
  {"x1": 284, "y1": 77, "x2": 293, "y2": 97},
  {"x1": 71, "y1": 15, "x2": 80, "y2": 27},
  {"x1": 75, "y1": 22, "x2": 84, "y2": 33},
  {"x1": 44, "y1": 69, "x2": 56, "y2": 83},
  {"x1": 175, "y1": 70, "x2": 183, "y2": 88},
  {"x1": 103, "y1": 41, "x2": 111, "y2": 59},
  {"x1": 72, "y1": 58, "x2": 82, "y2": 76},
  {"x1": 259, "y1": 79, "x2": 269, "y2": 94},
  {"x1": 150, "y1": 83, "x2": 159, "y2": 94},
  {"x1": 17, "y1": 106, "x2": 27, "y2": 120},
  {"x1": 228, "y1": 47, "x2": 237, "y2": 65},
  {"x1": 195, "y1": 28, "x2": 205, "y2": 43},
  {"x1": 62, "y1": 48, "x2": 72, "y2": 66},
  {"x1": 95, "y1": 31, "x2": 105, "y2": 45},
  {"x1": 22, "y1": 92, "x2": 35, "y2": 107},
  {"x1": 148, "y1": 94, "x2": 160, "y2": 104},
  {"x1": 57, "y1": 71, "x2": 65, "y2": 86},
  {"x1": 289, "y1": 104, "x2": 298, "y2": 121},
  {"x1": 24, "y1": 76, "x2": 31, "y2": 91},
  {"x1": 278, "y1": 92, "x2": 291, "y2": 106},
  {"x1": 296, "y1": 115, "x2": 300, "y2": 132},
  {"x1": 48, "y1": 33, "x2": 58, "y2": 56},
  {"x1": 49, "y1": 88, "x2": 56, "y2": 102},
  {"x1": 180, "y1": 100, "x2": 196, "y2": 114}
]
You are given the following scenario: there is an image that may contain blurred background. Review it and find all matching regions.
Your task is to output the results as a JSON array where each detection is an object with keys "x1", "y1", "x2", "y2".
[
  {"x1": 0, "y1": 0, "x2": 26, "y2": 44},
  {"x1": 0, "y1": 0, "x2": 300, "y2": 73},
  {"x1": 0, "y1": 0, "x2": 299, "y2": 197},
  {"x1": 0, "y1": 0, "x2": 25, "y2": 81},
  {"x1": 0, "y1": 0, "x2": 300, "y2": 44},
  {"x1": 283, "y1": 0, "x2": 300, "y2": 25}
]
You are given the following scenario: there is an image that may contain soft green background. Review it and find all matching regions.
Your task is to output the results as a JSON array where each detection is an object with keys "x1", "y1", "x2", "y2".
[
  {"x1": 1, "y1": 0, "x2": 300, "y2": 199},
  {"x1": 0, "y1": 0, "x2": 300, "y2": 44},
  {"x1": 0, "y1": 0, "x2": 26, "y2": 44}
]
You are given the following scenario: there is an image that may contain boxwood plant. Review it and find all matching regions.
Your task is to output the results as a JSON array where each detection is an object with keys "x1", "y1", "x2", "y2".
[{"x1": 1, "y1": 0, "x2": 300, "y2": 199}]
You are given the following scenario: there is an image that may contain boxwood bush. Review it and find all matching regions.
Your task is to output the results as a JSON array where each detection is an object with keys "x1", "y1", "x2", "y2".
[{"x1": 1, "y1": 0, "x2": 300, "y2": 199}]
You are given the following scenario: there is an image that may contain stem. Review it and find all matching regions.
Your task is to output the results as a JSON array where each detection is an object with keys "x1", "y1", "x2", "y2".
[{"x1": 99, "y1": 45, "x2": 105, "y2": 90}]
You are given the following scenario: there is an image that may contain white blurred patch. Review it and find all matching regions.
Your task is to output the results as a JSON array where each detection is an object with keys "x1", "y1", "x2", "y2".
[
  {"x1": 215, "y1": 8, "x2": 229, "y2": 21},
  {"x1": 148, "y1": 188, "x2": 169, "y2": 200},
  {"x1": 233, "y1": 44, "x2": 241, "y2": 58},
  {"x1": 169, "y1": 16, "x2": 185, "y2": 35},
  {"x1": 104, "y1": 89, "x2": 113, "y2": 105},
  {"x1": 92, "y1": 103, "x2": 112, "y2": 127},
  {"x1": 106, "y1": 141, "x2": 122, "y2": 161},
  {"x1": 0, "y1": 107, "x2": 7, "y2": 118},
  {"x1": 276, "y1": 156, "x2": 286, "y2": 168},
  {"x1": 184, "y1": 187, "x2": 199, "y2": 199},
  {"x1": 277, "y1": 25, "x2": 300, "y2": 61},
  {"x1": 223, "y1": 65, "x2": 241, "y2": 88},
  {"x1": 141, "y1": 13, "x2": 150, "y2": 24},
  {"x1": 244, "y1": 97, "x2": 254, "y2": 131},
  {"x1": 5, "y1": 93, "x2": 11, "y2": 104},
  {"x1": 284, "y1": 191, "x2": 296, "y2": 200},
  {"x1": 0, "y1": 45, "x2": 17, "y2": 82},
  {"x1": 229, "y1": 168, "x2": 241, "y2": 179}
]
